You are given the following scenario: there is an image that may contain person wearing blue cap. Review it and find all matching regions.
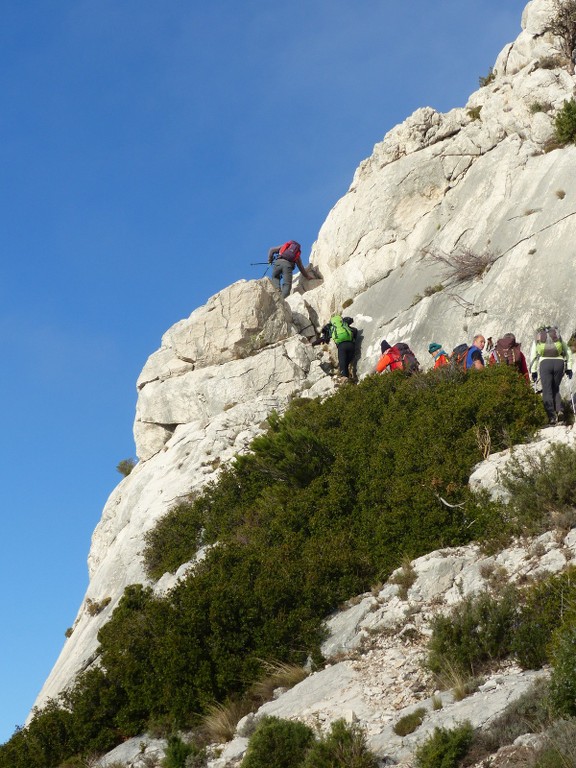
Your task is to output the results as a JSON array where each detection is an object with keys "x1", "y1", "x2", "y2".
[{"x1": 428, "y1": 342, "x2": 449, "y2": 368}]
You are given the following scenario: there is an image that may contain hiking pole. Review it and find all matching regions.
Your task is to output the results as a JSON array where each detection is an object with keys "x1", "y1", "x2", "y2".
[
  {"x1": 569, "y1": 377, "x2": 576, "y2": 417},
  {"x1": 249, "y1": 261, "x2": 273, "y2": 278}
]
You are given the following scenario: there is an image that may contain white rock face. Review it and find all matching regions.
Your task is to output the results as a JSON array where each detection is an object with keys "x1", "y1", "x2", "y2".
[{"x1": 32, "y1": 2, "x2": 576, "y2": 764}]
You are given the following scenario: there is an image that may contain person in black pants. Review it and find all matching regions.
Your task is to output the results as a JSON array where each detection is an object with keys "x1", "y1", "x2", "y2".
[
  {"x1": 529, "y1": 328, "x2": 573, "y2": 424},
  {"x1": 312, "y1": 316, "x2": 358, "y2": 382}
]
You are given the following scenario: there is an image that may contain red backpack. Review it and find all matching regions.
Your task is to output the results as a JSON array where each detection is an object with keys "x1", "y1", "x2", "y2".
[
  {"x1": 278, "y1": 240, "x2": 301, "y2": 263},
  {"x1": 389, "y1": 343, "x2": 420, "y2": 374},
  {"x1": 492, "y1": 334, "x2": 521, "y2": 367}
]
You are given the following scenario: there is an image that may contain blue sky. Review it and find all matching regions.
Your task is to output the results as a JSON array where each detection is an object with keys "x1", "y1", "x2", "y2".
[{"x1": 0, "y1": 0, "x2": 528, "y2": 744}]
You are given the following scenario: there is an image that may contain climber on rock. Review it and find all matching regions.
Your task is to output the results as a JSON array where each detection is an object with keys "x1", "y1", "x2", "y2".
[
  {"x1": 374, "y1": 340, "x2": 420, "y2": 374},
  {"x1": 267, "y1": 240, "x2": 313, "y2": 298},
  {"x1": 312, "y1": 314, "x2": 358, "y2": 383}
]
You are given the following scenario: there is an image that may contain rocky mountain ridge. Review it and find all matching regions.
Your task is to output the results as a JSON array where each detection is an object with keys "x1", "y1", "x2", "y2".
[{"x1": 32, "y1": 0, "x2": 576, "y2": 764}]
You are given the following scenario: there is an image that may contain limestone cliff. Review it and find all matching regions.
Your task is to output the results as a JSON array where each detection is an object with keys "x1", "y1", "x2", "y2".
[{"x1": 33, "y1": 0, "x2": 576, "y2": 755}]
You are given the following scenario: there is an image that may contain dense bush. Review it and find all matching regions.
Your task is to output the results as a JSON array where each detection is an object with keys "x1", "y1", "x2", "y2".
[
  {"x1": 512, "y1": 567, "x2": 576, "y2": 669},
  {"x1": 414, "y1": 722, "x2": 474, "y2": 768},
  {"x1": 241, "y1": 717, "x2": 378, "y2": 768},
  {"x1": 242, "y1": 716, "x2": 315, "y2": 768},
  {"x1": 501, "y1": 443, "x2": 576, "y2": 534},
  {"x1": 549, "y1": 623, "x2": 576, "y2": 717},
  {"x1": 427, "y1": 570, "x2": 576, "y2": 684},
  {"x1": 162, "y1": 734, "x2": 198, "y2": 768},
  {"x1": 427, "y1": 587, "x2": 519, "y2": 677},
  {"x1": 0, "y1": 366, "x2": 544, "y2": 767},
  {"x1": 302, "y1": 719, "x2": 379, "y2": 768},
  {"x1": 555, "y1": 98, "x2": 576, "y2": 144},
  {"x1": 143, "y1": 500, "x2": 204, "y2": 580}
]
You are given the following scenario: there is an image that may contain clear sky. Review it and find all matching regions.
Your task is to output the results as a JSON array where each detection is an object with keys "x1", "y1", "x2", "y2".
[{"x1": 0, "y1": 0, "x2": 528, "y2": 744}]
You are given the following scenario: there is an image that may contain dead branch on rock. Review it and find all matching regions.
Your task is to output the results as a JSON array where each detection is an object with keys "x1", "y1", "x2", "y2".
[{"x1": 422, "y1": 247, "x2": 499, "y2": 286}]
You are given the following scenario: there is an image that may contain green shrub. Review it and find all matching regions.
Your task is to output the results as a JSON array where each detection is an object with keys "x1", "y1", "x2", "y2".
[
  {"x1": 555, "y1": 98, "x2": 576, "y2": 145},
  {"x1": 142, "y1": 500, "x2": 204, "y2": 579},
  {"x1": 242, "y1": 716, "x2": 314, "y2": 768},
  {"x1": 532, "y1": 718, "x2": 576, "y2": 767},
  {"x1": 548, "y1": 0, "x2": 576, "y2": 61},
  {"x1": 427, "y1": 587, "x2": 519, "y2": 677},
  {"x1": 466, "y1": 677, "x2": 553, "y2": 762},
  {"x1": 302, "y1": 719, "x2": 378, "y2": 768},
  {"x1": 415, "y1": 722, "x2": 474, "y2": 768},
  {"x1": 116, "y1": 458, "x2": 136, "y2": 477},
  {"x1": 162, "y1": 734, "x2": 198, "y2": 768},
  {"x1": 530, "y1": 101, "x2": 552, "y2": 114},
  {"x1": 501, "y1": 443, "x2": 576, "y2": 533},
  {"x1": 512, "y1": 568, "x2": 576, "y2": 669},
  {"x1": 549, "y1": 621, "x2": 576, "y2": 717},
  {"x1": 394, "y1": 707, "x2": 427, "y2": 736},
  {"x1": 479, "y1": 67, "x2": 495, "y2": 87}
]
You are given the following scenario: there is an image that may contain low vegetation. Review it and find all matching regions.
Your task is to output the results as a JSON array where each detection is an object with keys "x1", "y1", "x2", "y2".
[
  {"x1": 428, "y1": 567, "x2": 576, "y2": 679},
  {"x1": 116, "y1": 458, "x2": 136, "y2": 477},
  {"x1": 0, "y1": 366, "x2": 547, "y2": 767},
  {"x1": 242, "y1": 716, "x2": 379, "y2": 768},
  {"x1": 415, "y1": 722, "x2": 474, "y2": 768},
  {"x1": 478, "y1": 67, "x2": 495, "y2": 87},
  {"x1": 394, "y1": 707, "x2": 427, "y2": 736},
  {"x1": 554, "y1": 98, "x2": 576, "y2": 145}
]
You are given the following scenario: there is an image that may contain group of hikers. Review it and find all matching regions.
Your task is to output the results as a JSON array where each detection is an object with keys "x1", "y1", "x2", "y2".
[
  {"x1": 311, "y1": 317, "x2": 575, "y2": 426},
  {"x1": 265, "y1": 241, "x2": 574, "y2": 426}
]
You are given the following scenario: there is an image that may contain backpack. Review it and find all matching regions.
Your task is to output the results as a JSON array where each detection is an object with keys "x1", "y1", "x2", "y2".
[
  {"x1": 450, "y1": 343, "x2": 470, "y2": 370},
  {"x1": 390, "y1": 342, "x2": 420, "y2": 374},
  {"x1": 329, "y1": 315, "x2": 354, "y2": 344},
  {"x1": 535, "y1": 326, "x2": 563, "y2": 358},
  {"x1": 492, "y1": 334, "x2": 521, "y2": 366},
  {"x1": 278, "y1": 240, "x2": 301, "y2": 263}
]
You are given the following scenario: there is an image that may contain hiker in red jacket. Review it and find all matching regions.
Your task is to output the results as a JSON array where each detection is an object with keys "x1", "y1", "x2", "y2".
[
  {"x1": 375, "y1": 340, "x2": 403, "y2": 373},
  {"x1": 428, "y1": 343, "x2": 449, "y2": 369},
  {"x1": 374, "y1": 340, "x2": 420, "y2": 374}
]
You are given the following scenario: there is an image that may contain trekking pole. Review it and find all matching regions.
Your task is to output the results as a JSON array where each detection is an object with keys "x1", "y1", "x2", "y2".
[
  {"x1": 569, "y1": 378, "x2": 576, "y2": 417},
  {"x1": 250, "y1": 262, "x2": 270, "y2": 265}
]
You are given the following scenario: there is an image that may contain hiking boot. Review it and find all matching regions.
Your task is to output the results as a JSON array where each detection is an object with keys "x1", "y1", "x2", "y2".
[
  {"x1": 557, "y1": 411, "x2": 565, "y2": 422},
  {"x1": 548, "y1": 416, "x2": 558, "y2": 426}
]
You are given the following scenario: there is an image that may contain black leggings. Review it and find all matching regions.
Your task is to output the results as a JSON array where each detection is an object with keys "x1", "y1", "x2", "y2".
[{"x1": 337, "y1": 341, "x2": 356, "y2": 377}]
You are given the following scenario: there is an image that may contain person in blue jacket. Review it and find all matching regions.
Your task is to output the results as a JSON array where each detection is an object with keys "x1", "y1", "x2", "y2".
[{"x1": 466, "y1": 335, "x2": 486, "y2": 370}]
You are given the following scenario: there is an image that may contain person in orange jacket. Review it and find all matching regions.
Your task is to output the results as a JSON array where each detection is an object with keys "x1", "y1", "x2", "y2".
[
  {"x1": 374, "y1": 340, "x2": 404, "y2": 373},
  {"x1": 428, "y1": 342, "x2": 449, "y2": 368}
]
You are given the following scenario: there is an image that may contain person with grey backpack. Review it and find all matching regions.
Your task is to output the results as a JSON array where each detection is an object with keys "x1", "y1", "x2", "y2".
[{"x1": 529, "y1": 326, "x2": 573, "y2": 424}]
